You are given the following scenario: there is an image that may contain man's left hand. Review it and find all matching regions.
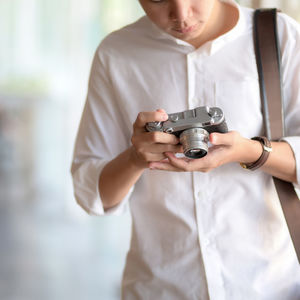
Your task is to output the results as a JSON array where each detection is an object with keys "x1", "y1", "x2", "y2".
[{"x1": 148, "y1": 131, "x2": 260, "y2": 172}]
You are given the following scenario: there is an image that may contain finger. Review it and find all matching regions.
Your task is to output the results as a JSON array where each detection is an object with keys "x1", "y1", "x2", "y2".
[
  {"x1": 145, "y1": 153, "x2": 167, "y2": 162},
  {"x1": 143, "y1": 131, "x2": 180, "y2": 145},
  {"x1": 165, "y1": 152, "x2": 216, "y2": 173},
  {"x1": 131, "y1": 132, "x2": 179, "y2": 152},
  {"x1": 149, "y1": 160, "x2": 183, "y2": 172},
  {"x1": 135, "y1": 151, "x2": 167, "y2": 163},
  {"x1": 155, "y1": 108, "x2": 167, "y2": 114},
  {"x1": 164, "y1": 152, "x2": 192, "y2": 170},
  {"x1": 146, "y1": 144, "x2": 183, "y2": 154},
  {"x1": 210, "y1": 131, "x2": 235, "y2": 146},
  {"x1": 133, "y1": 110, "x2": 168, "y2": 132}
]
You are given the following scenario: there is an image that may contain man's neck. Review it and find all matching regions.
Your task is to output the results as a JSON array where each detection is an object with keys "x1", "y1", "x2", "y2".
[{"x1": 188, "y1": 1, "x2": 239, "y2": 49}]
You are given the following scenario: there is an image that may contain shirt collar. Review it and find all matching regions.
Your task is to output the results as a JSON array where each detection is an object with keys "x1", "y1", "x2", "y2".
[
  {"x1": 209, "y1": 0, "x2": 247, "y2": 55},
  {"x1": 144, "y1": 0, "x2": 247, "y2": 55}
]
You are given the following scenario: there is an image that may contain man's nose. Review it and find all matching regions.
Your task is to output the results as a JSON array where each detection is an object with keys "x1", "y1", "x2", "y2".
[{"x1": 169, "y1": 0, "x2": 191, "y2": 22}]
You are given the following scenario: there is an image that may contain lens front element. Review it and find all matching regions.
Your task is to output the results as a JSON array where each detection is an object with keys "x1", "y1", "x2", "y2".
[{"x1": 179, "y1": 128, "x2": 209, "y2": 159}]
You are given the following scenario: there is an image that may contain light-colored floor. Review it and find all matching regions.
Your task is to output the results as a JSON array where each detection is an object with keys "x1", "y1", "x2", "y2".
[{"x1": 0, "y1": 172, "x2": 131, "y2": 300}]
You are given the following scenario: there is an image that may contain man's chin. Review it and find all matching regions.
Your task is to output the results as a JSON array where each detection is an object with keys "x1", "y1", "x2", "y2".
[{"x1": 169, "y1": 31, "x2": 199, "y2": 43}]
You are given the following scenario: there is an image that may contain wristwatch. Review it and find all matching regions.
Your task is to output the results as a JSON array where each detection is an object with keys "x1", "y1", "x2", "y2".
[{"x1": 240, "y1": 136, "x2": 272, "y2": 171}]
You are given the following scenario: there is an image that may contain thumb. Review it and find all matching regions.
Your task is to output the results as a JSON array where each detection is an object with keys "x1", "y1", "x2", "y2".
[
  {"x1": 156, "y1": 108, "x2": 167, "y2": 114},
  {"x1": 210, "y1": 132, "x2": 233, "y2": 146}
]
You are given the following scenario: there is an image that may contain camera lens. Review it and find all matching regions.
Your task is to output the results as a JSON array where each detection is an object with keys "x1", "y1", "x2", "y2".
[{"x1": 179, "y1": 128, "x2": 209, "y2": 159}]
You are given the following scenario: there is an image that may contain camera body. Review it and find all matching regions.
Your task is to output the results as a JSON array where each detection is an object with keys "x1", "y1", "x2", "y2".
[{"x1": 146, "y1": 106, "x2": 228, "y2": 158}]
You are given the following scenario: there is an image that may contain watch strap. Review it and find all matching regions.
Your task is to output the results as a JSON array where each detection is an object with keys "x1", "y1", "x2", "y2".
[{"x1": 241, "y1": 136, "x2": 272, "y2": 171}]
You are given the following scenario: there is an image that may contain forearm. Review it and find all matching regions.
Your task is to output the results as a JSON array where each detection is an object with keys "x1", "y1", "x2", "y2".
[
  {"x1": 242, "y1": 138, "x2": 297, "y2": 183},
  {"x1": 98, "y1": 109, "x2": 180, "y2": 210},
  {"x1": 99, "y1": 147, "x2": 146, "y2": 210},
  {"x1": 261, "y1": 141, "x2": 297, "y2": 183}
]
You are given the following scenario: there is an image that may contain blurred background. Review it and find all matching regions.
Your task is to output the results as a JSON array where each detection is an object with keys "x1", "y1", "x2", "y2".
[{"x1": 0, "y1": 1, "x2": 299, "y2": 299}]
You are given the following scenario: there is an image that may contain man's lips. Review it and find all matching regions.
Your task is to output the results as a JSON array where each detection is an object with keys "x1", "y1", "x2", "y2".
[{"x1": 172, "y1": 24, "x2": 197, "y2": 34}]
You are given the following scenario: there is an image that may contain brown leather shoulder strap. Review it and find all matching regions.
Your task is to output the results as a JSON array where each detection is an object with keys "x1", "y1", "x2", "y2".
[
  {"x1": 254, "y1": 8, "x2": 284, "y2": 140},
  {"x1": 254, "y1": 8, "x2": 300, "y2": 263}
]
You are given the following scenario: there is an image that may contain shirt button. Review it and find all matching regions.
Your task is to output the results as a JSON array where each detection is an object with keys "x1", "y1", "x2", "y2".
[
  {"x1": 190, "y1": 98, "x2": 199, "y2": 106},
  {"x1": 198, "y1": 191, "x2": 209, "y2": 202},
  {"x1": 203, "y1": 238, "x2": 211, "y2": 247}
]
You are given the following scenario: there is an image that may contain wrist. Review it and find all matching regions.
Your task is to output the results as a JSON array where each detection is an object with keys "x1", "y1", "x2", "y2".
[
  {"x1": 240, "y1": 138, "x2": 263, "y2": 164},
  {"x1": 128, "y1": 146, "x2": 149, "y2": 170},
  {"x1": 240, "y1": 137, "x2": 272, "y2": 170}
]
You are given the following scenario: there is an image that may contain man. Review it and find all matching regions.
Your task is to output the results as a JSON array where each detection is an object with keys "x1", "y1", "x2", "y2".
[{"x1": 71, "y1": 0, "x2": 300, "y2": 299}]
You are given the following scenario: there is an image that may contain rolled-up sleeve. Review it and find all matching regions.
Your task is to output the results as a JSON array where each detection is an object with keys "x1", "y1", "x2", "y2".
[
  {"x1": 71, "y1": 46, "x2": 133, "y2": 216},
  {"x1": 281, "y1": 137, "x2": 300, "y2": 188},
  {"x1": 280, "y1": 14, "x2": 300, "y2": 187}
]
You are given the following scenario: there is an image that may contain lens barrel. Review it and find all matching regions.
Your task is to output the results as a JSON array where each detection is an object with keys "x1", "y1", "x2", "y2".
[{"x1": 179, "y1": 128, "x2": 209, "y2": 159}]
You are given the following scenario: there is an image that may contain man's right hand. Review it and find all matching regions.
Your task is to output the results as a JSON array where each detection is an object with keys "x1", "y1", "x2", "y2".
[{"x1": 130, "y1": 109, "x2": 183, "y2": 168}]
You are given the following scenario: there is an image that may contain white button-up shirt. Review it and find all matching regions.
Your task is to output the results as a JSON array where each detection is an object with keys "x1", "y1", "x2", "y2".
[{"x1": 71, "y1": 1, "x2": 300, "y2": 299}]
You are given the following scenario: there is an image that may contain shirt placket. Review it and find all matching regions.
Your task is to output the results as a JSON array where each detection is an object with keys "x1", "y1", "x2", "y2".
[{"x1": 187, "y1": 50, "x2": 226, "y2": 300}]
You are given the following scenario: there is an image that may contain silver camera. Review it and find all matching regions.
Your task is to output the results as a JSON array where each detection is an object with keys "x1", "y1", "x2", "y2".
[{"x1": 146, "y1": 106, "x2": 228, "y2": 159}]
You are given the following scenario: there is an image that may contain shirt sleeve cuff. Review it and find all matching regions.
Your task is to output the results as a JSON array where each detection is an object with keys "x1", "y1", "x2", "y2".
[
  {"x1": 71, "y1": 159, "x2": 133, "y2": 216},
  {"x1": 281, "y1": 136, "x2": 300, "y2": 189}
]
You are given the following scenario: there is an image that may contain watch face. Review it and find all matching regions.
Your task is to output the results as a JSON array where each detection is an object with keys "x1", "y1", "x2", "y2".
[{"x1": 263, "y1": 145, "x2": 273, "y2": 152}]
